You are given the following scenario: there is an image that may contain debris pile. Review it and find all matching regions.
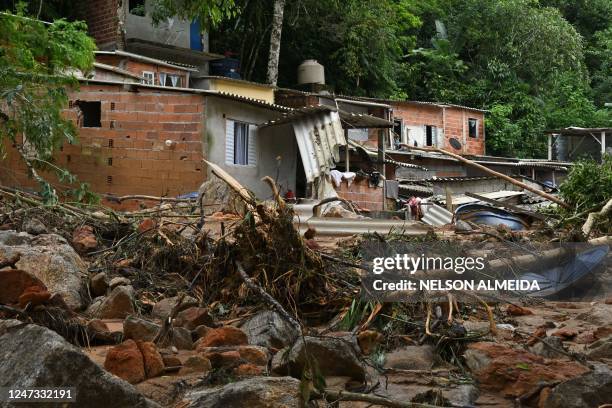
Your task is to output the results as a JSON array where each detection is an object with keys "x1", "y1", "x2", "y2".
[{"x1": 0, "y1": 174, "x2": 610, "y2": 407}]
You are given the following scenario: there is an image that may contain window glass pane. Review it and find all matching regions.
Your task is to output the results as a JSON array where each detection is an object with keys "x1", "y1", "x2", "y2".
[
  {"x1": 469, "y1": 119, "x2": 478, "y2": 138},
  {"x1": 234, "y1": 122, "x2": 249, "y2": 165}
]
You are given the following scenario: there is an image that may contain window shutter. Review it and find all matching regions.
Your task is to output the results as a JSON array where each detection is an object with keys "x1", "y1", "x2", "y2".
[
  {"x1": 247, "y1": 125, "x2": 257, "y2": 165},
  {"x1": 225, "y1": 119, "x2": 235, "y2": 165}
]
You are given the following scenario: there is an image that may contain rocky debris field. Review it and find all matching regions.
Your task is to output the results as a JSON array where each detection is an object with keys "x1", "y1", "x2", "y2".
[{"x1": 0, "y1": 183, "x2": 611, "y2": 408}]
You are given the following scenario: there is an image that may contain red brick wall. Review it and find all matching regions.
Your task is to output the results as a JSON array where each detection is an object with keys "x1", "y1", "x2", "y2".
[
  {"x1": 335, "y1": 177, "x2": 384, "y2": 211},
  {"x1": 383, "y1": 102, "x2": 486, "y2": 155},
  {"x1": 444, "y1": 107, "x2": 485, "y2": 155},
  {"x1": 76, "y1": 0, "x2": 118, "y2": 50},
  {"x1": 0, "y1": 84, "x2": 206, "y2": 210}
]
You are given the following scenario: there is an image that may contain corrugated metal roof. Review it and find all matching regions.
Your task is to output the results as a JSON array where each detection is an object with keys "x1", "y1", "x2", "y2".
[
  {"x1": 95, "y1": 50, "x2": 199, "y2": 72},
  {"x1": 422, "y1": 203, "x2": 453, "y2": 226},
  {"x1": 292, "y1": 109, "x2": 346, "y2": 183},
  {"x1": 398, "y1": 184, "x2": 434, "y2": 194},
  {"x1": 260, "y1": 105, "x2": 392, "y2": 129}
]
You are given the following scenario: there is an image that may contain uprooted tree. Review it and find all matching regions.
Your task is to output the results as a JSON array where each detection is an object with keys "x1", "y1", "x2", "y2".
[{"x1": 0, "y1": 10, "x2": 96, "y2": 203}]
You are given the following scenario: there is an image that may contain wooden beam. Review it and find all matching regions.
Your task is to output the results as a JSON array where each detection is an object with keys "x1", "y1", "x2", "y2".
[{"x1": 399, "y1": 144, "x2": 570, "y2": 208}]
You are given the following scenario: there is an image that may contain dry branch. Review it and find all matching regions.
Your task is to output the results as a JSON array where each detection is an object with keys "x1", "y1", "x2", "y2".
[{"x1": 235, "y1": 261, "x2": 301, "y2": 332}]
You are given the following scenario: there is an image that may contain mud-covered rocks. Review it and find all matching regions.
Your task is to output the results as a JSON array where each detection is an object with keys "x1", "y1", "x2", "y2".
[
  {"x1": 185, "y1": 376, "x2": 300, "y2": 408},
  {"x1": 87, "y1": 285, "x2": 135, "y2": 319},
  {"x1": 90, "y1": 272, "x2": 109, "y2": 297},
  {"x1": 543, "y1": 364, "x2": 612, "y2": 408},
  {"x1": 104, "y1": 340, "x2": 166, "y2": 384},
  {"x1": 0, "y1": 320, "x2": 157, "y2": 407},
  {"x1": 195, "y1": 326, "x2": 248, "y2": 348},
  {"x1": 151, "y1": 295, "x2": 197, "y2": 319},
  {"x1": 384, "y1": 345, "x2": 434, "y2": 370},
  {"x1": 138, "y1": 341, "x2": 165, "y2": 379},
  {"x1": 0, "y1": 268, "x2": 46, "y2": 306},
  {"x1": 72, "y1": 225, "x2": 98, "y2": 254},
  {"x1": 124, "y1": 315, "x2": 160, "y2": 342},
  {"x1": 464, "y1": 342, "x2": 589, "y2": 397},
  {"x1": 0, "y1": 231, "x2": 88, "y2": 310},
  {"x1": 238, "y1": 310, "x2": 299, "y2": 349},
  {"x1": 272, "y1": 336, "x2": 365, "y2": 381},
  {"x1": 104, "y1": 339, "x2": 147, "y2": 384},
  {"x1": 179, "y1": 355, "x2": 212, "y2": 375},
  {"x1": 173, "y1": 307, "x2": 214, "y2": 330},
  {"x1": 200, "y1": 345, "x2": 269, "y2": 368}
]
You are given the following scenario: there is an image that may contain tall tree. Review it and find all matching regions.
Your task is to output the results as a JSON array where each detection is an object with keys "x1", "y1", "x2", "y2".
[
  {"x1": 266, "y1": 0, "x2": 286, "y2": 85},
  {"x1": 0, "y1": 10, "x2": 96, "y2": 202}
]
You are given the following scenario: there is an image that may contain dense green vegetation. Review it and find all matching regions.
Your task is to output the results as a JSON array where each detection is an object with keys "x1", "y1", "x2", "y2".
[
  {"x1": 0, "y1": 6, "x2": 96, "y2": 203},
  {"x1": 211, "y1": 0, "x2": 611, "y2": 158},
  {"x1": 2, "y1": 0, "x2": 611, "y2": 161}
]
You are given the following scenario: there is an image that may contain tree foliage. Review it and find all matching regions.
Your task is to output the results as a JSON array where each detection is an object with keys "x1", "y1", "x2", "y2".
[
  {"x1": 148, "y1": 0, "x2": 238, "y2": 28},
  {"x1": 559, "y1": 154, "x2": 612, "y2": 212},
  {"x1": 210, "y1": 0, "x2": 610, "y2": 158},
  {"x1": 0, "y1": 9, "x2": 96, "y2": 203}
]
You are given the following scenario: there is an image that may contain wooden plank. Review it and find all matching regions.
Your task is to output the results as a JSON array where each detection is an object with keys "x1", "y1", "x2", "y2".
[{"x1": 464, "y1": 191, "x2": 548, "y2": 220}]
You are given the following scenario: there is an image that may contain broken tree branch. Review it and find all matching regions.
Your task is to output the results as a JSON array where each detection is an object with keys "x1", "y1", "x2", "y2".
[
  {"x1": 235, "y1": 261, "x2": 301, "y2": 333},
  {"x1": 582, "y1": 198, "x2": 612, "y2": 237},
  {"x1": 399, "y1": 145, "x2": 569, "y2": 208},
  {"x1": 203, "y1": 159, "x2": 255, "y2": 210}
]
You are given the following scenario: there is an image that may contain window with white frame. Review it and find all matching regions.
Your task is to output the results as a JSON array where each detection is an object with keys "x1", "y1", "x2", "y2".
[
  {"x1": 226, "y1": 119, "x2": 256, "y2": 166},
  {"x1": 142, "y1": 71, "x2": 154, "y2": 85},
  {"x1": 158, "y1": 72, "x2": 181, "y2": 87}
]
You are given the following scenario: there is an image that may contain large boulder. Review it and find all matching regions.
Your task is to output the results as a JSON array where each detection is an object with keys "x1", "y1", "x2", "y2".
[
  {"x1": 0, "y1": 231, "x2": 89, "y2": 310},
  {"x1": 185, "y1": 376, "x2": 300, "y2": 408},
  {"x1": 543, "y1": 364, "x2": 612, "y2": 408},
  {"x1": 238, "y1": 310, "x2": 299, "y2": 349},
  {"x1": 272, "y1": 336, "x2": 365, "y2": 381},
  {"x1": 0, "y1": 320, "x2": 158, "y2": 407}
]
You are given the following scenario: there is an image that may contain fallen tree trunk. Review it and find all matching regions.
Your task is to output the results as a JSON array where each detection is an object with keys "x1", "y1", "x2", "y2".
[
  {"x1": 582, "y1": 198, "x2": 612, "y2": 237},
  {"x1": 399, "y1": 145, "x2": 569, "y2": 208}
]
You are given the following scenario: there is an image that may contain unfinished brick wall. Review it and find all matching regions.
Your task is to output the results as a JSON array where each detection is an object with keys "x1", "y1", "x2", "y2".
[
  {"x1": 0, "y1": 83, "x2": 206, "y2": 210},
  {"x1": 96, "y1": 55, "x2": 189, "y2": 86},
  {"x1": 335, "y1": 177, "x2": 384, "y2": 211},
  {"x1": 378, "y1": 102, "x2": 486, "y2": 156},
  {"x1": 76, "y1": 0, "x2": 118, "y2": 50}
]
